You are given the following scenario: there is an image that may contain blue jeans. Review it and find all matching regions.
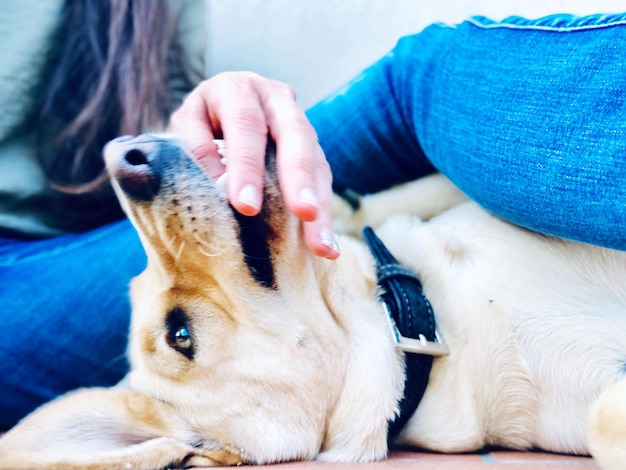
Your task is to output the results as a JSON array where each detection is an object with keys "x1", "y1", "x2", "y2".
[
  {"x1": 0, "y1": 219, "x2": 146, "y2": 429},
  {"x1": 308, "y1": 13, "x2": 626, "y2": 250}
]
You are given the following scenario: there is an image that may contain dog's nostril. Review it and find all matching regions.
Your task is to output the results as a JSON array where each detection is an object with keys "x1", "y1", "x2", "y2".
[{"x1": 125, "y1": 149, "x2": 149, "y2": 166}]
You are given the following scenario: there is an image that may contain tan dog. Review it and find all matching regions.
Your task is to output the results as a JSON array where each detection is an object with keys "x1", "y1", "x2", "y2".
[{"x1": 1, "y1": 134, "x2": 625, "y2": 469}]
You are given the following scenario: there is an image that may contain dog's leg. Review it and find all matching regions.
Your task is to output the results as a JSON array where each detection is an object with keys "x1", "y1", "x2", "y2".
[
  {"x1": 1, "y1": 438, "x2": 241, "y2": 470},
  {"x1": 588, "y1": 377, "x2": 626, "y2": 469},
  {"x1": 332, "y1": 174, "x2": 467, "y2": 236},
  {"x1": 0, "y1": 388, "x2": 243, "y2": 469}
]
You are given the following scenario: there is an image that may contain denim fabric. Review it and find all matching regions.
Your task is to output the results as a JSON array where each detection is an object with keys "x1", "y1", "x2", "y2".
[
  {"x1": 307, "y1": 13, "x2": 626, "y2": 250},
  {"x1": 0, "y1": 219, "x2": 146, "y2": 429}
]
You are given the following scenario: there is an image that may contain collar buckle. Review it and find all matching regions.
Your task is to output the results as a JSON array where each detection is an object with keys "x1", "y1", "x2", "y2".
[{"x1": 383, "y1": 302, "x2": 450, "y2": 356}]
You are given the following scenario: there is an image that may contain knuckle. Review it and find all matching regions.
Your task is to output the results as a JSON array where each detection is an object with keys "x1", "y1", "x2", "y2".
[
  {"x1": 228, "y1": 110, "x2": 267, "y2": 136},
  {"x1": 289, "y1": 111, "x2": 315, "y2": 131},
  {"x1": 232, "y1": 148, "x2": 265, "y2": 173},
  {"x1": 317, "y1": 156, "x2": 332, "y2": 178},
  {"x1": 220, "y1": 71, "x2": 261, "y2": 94},
  {"x1": 188, "y1": 141, "x2": 216, "y2": 159},
  {"x1": 270, "y1": 79, "x2": 297, "y2": 99},
  {"x1": 272, "y1": 113, "x2": 317, "y2": 144}
]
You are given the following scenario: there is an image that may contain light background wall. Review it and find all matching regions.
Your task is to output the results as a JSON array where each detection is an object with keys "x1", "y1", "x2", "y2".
[{"x1": 207, "y1": 1, "x2": 626, "y2": 109}]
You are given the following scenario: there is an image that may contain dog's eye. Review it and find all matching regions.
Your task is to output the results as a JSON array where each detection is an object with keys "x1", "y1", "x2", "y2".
[
  {"x1": 166, "y1": 307, "x2": 194, "y2": 360},
  {"x1": 174, "y1": 326, "x2": 192, "y2": 349}
]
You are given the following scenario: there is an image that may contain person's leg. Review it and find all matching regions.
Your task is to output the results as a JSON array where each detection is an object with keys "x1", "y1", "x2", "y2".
[
  {"x1": 308, "y1": 13, "x2": 626, "y2": 250},
  {"x1": 0, "y1": 218, "x2": 146, "y2": 429}
]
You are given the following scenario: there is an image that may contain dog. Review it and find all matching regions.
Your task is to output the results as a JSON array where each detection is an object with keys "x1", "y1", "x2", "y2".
[{"x1": 1, "y1": 134, "x2": 625, "y2": 469}]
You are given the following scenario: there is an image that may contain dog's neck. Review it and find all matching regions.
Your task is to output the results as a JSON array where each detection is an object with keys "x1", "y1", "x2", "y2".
[{"x1": 361, "y1": 227, "x2": 449, "y2": 442}]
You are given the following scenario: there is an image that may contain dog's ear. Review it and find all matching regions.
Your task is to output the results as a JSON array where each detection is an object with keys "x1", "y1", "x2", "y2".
[{"x1": 0, "y1": 387, "x2": 243, "y2": 470}]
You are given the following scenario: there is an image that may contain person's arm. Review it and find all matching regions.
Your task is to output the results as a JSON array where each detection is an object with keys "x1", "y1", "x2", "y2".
[
  {"x1": 315, "y1": 17, "x2": 626, "y2": 251},
  {"x1": 306, "y1": 38, "x2": 437, "y2": 197}
]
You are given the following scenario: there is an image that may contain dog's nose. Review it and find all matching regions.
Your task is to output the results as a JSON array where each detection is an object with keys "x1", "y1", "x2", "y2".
[{"x1": 104, "y1": 136, "x2": 162, "y2": 201}]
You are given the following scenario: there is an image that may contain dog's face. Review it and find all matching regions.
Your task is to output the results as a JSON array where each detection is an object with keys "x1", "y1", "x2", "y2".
[
  {"x1": 0, "y1": 135, "x2": 402, "y2": 469},
  {"x1": 105, "y1": 135, "x2": 348, "y2": 463}
]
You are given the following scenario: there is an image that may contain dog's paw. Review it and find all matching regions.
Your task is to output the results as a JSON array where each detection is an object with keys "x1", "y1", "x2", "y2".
[
  {"x1": 332, "y1": 192, "x2": 364, "y2": 237},
  {"x1": 184, "y1": 444, "x2": 244, "y2": 467},
  {"x1": 332, "y1": 175, "x2": 467, "y2": 238},
  {"x1": 588, "y1": 377, "x2": 626, "y2": 469}
]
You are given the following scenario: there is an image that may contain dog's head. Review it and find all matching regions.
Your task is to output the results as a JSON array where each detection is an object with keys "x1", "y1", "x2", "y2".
[
  {"x1": 0, "y1": 135, "x2": 403, "y2": 469},
  {"x1": 108, "y1": 134, "x2": 345, "y2": 463}
]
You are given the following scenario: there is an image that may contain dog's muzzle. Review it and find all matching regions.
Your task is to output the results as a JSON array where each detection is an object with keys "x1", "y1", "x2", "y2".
[{"x1": 104, "y1": 134, "x2": 190, "y2": 201}]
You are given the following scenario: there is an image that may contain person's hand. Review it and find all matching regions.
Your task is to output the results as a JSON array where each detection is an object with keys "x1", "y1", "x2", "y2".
[{"x1": 169, "y1": 71, "x2": 339, "y2": 259}]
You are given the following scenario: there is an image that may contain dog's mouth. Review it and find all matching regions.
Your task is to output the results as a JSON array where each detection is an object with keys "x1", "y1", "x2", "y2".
[{"x1": 103, "y1": 134, "x2": 279, "y2": 288}]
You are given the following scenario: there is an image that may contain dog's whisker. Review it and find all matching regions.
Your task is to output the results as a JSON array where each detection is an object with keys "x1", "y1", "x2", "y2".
[
  {"x1": 144, "y1": 224, "x2": 156, "y2": 238},
  {"x1": 100, "y1": 353, "x2": 129, "y2": 372},
  {"x1": 174, "y1": 240, "x2": 186, "y2": 262},
  {"x1": 192, "y1": 230, "x2": 211, "y2": 247},
  {"x1": 138, "y1": 211, "x2": 156, "y2": 237},
  {"x1": 196, "y1": 243, "x2": 225, "y2": 258},
  {"x1": 201, "y1": 205, "x2": 225, "y2": 219},
  {"x1": 191, "y1": 230, "x2": 228, "y2": 257}
]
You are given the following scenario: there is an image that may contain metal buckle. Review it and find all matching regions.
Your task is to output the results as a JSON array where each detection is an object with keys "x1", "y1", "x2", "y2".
[{"x1": 383, "y1": 302, "x2": 450, "y2": 357}]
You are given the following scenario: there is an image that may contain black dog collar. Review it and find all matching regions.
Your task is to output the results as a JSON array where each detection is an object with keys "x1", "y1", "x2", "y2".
[{"x1": 362, "y1": 227, "x2": 449, "y2": 442}]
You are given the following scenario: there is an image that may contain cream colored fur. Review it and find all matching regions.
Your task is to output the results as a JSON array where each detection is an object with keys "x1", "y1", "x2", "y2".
[{"x1": 0, "y1": 135, "x2": 624, "y2": 469}]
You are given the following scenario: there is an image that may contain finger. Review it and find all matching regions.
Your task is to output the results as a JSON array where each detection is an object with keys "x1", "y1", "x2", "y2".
[
  {"x1": 169, "y1": 85, "x2": 223, "y2": 179},
  {"x1": 302, "y1": 221, "x2": 339, "y2": 259},
  {"x1": 209, "y1": 74, "x2": 269, "y2": 216},
  {"x1": 261, "y1": 82, "x2": 323, "y2": 223},
  {"x1": 302, "y1": 161, "x2": 340, "y2": 259}
]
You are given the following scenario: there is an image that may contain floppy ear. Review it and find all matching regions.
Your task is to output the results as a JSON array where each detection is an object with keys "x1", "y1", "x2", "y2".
[{"x1": 0, "y1": 388, "x2": 243, "y2": 470}]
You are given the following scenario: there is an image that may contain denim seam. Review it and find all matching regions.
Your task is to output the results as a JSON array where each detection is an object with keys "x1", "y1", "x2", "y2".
[{"x1": 465, "y1": 15, "x2": 626, "y2": 33}]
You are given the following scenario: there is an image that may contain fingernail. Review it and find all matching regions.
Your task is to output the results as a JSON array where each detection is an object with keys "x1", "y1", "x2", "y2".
[
  {"x1": 299, "y1": 188, "x2": 319, "y2": 208},
  {"x1": 238, "y1": 184, "x2": 261, "y2": 210},
  {"x1": 320, "y1": 226, "x2": 340, "y2": 254}
]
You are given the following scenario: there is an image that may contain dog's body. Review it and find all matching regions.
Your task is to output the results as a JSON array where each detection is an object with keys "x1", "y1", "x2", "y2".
[{"x1": 1, "y1": 135, "x2": 625, "y2": 469}]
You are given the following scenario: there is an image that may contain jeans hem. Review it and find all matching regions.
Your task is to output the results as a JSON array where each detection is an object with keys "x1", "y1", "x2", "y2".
[{"x1": 465, "y1": 13, "x2": 626, "y2": 33}]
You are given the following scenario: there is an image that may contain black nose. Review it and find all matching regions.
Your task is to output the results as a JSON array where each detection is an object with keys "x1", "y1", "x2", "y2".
[
  {"x1": 124, "y1": 148, "x2": 150, "y2": 166},
  {"x1": 104, "y1": 136, "x2": 161, "y2": 201}
]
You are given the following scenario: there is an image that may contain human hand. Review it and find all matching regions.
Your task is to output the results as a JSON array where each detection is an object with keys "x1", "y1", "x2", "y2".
[{"x1": 169, "y1": 71, "x2": 339, "y2": 259}]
